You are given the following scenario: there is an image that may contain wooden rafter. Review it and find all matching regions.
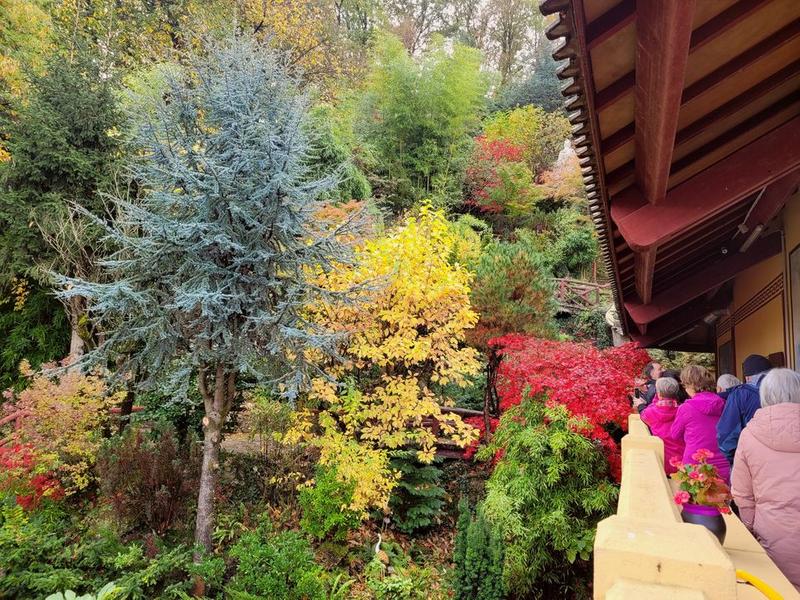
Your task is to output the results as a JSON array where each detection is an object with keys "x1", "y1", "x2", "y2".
[
  {"x1": 602, "y1": 57, "x2": 800, "y2": 155},
  {"x1": 633, "y1": 0, "x2": 696, "y2": 208},
  {"x1": 595, "y1": 6, "x2": 800, "y2": 111},
  {"x1": 610, "y1": 115, "x2": 800, "y2": 252},
  {"x1": 631, "y1": 298, "x2": 729, "y2": 348},
  {"x1": 625, "y1": 233, "x2": 782, "y2": 330}
]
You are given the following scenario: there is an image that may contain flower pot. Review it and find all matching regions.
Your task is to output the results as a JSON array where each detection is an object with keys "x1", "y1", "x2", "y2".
[{"x1": 681, "y1": 503, "x2": 727, "y2": 545}]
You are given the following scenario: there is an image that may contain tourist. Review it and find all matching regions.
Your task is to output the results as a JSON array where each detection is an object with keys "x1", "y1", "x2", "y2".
[
  {"x1": 663, "y1": 368, "x2": 689, "y2": 403},
  {"x1": 669, "y1": 365, "x2": 730, "y2": 482},
  {"x1": 716, "y1": 373, "x2": 741, "y2": 398},
  {"x1": 635, "y1": 361, "x2": 663, "y2": 413},
  {"x1": 731, "y1": 368, "x2": 800, "y2": 592},
  {"x1": 640, "y1": 377, "x2": 685, "y2": 474},
  {"x1": 717, "y1": 354, "x2": 773, "y2": 465}
]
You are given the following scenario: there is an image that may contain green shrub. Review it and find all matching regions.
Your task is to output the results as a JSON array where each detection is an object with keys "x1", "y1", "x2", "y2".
[
  {"x1": 452, "y1": 500, "x2": 505, "y2": 600},
  {"x1": 388, "y1": 451, "x2": 445, "y2": 533},
  {"x1": 0, "y1": 498, "x2": 195, "y2": 599},
  {"x1": 366, "y1": 559, "x2": 448, "y2": 600},
  {"x1": 227, "y1": 517, "x2": 326, "y2": 600},
  {"x1": 298, "y1": 466, "x2": 360, "y2": 542},
  {"x1": 46, "y1": 582, "x2": 121, "y2": 600},
  {"x1": 477, "y1": 399, "x2": 618, "y2": 598}
]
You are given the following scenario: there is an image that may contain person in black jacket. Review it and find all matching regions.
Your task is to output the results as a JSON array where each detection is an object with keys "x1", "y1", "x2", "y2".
[{"x1": 633, "y1": 361, "x2": 663, "y2": 413}]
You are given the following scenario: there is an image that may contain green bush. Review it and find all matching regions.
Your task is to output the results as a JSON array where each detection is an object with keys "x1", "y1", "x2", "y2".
[
  {"x1": 0, "y1": 499, "x2": 195, "y2": 599},
  {"x1": 388, "y1": 451, "x2": 445, "y2": 533},
  {"x1": 453, "y1": 500, "x2": 505, "y2": 600},
  {"x1": 227, "y1": 517, "x2": 326, "y2": 600},
  {"x1": 298, "y1": 466, "x2": 360, "y2": 542},
  {"x1": 366, "y1": 559, "x2": 448, "y2": 600},
  {"x1": 477, "y1": 399, "x2": 618, "y2": 598}
]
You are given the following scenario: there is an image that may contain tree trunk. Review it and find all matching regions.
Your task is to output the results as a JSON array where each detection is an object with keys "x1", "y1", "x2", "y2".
[
  {"x1": 194, "y1": 415, "x2": 221, "y2": 550},
  {"x1": 193, "y1": 366, "x2": 235, "y2": 596},
  {"x1": 66, "y1": 296, "x2": 87, "y2": 358},
  {"x1": 69, "y1": 325, "x2": 85, "y2": 358}
]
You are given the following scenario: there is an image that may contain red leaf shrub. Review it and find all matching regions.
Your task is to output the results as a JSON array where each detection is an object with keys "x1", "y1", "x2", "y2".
[
  {"x1": 481, "y1": 335, "x2": 650, "y2": 479},
  {"x1": 465, "y1": 136, "x2": 531, "y2": 214},
  {"x1": 0, "y1": 444, "x2": 64, "y2": 510}
]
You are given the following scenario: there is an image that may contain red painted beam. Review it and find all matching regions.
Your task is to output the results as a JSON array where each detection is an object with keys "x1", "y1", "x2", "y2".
[
  {"x1": 601, "y1": 57, "x2": 800, "y2": 155},
  {"x1": 632, "y1": 298, "x2": 729, "y2": 348},
  {"x1": 634, "y1": 247, "x2": 656, "y2": 305},
  {"x1": 594, "y1": 0, "x2": 783, "y2": 111},
  {"x1": 634, "y1": 0, "x2": 696, "y2": 206},
  {"x1": 625, "y1": 233, "x2": 782, "y2": 328},
  {"x1": 611, "y1": 115, "x2": 800, "y2": 253}
]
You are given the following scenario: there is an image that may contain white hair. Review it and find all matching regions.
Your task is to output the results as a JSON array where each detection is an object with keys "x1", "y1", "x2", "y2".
[
  {"x1": 760, "y1": 368, "x2": 800, "y2": 407},
  {"x1": 716, "y1": 374, "x2": 741, "y2": 393},
  {"x1": 655, "y1": 377, "x2": 680, "y2": 399}
]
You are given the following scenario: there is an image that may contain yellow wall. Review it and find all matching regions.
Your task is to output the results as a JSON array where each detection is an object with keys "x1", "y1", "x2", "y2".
[{"x1": 715, "y1": 190, "x2": 800, "y2": 378}]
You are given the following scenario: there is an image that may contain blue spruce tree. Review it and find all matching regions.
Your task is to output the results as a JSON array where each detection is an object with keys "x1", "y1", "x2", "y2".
[{"x1": 56, "y1": 36, "x2": 361, "y2": 558}]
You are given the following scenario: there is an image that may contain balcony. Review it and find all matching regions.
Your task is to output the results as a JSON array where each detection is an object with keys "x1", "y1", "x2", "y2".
[{"x1": 594, "y1": 414, "x2": 800, "y2": 599}]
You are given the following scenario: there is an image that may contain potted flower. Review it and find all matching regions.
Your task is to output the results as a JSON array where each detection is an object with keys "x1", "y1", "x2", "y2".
[{"x1": 671, "y1": 449, "x2": 732, "y2": 544}]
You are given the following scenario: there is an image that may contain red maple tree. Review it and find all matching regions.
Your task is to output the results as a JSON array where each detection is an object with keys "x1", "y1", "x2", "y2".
[{"x1": 466, "y1": 335, "x2": 650, "y2": 478}]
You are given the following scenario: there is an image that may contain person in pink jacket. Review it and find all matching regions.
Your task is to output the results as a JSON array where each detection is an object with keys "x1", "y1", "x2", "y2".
[
  {"x1": 732, "y1": 368, "x2": 800, "y2": 592},
  {"x1": 669, "y1": 365, "x2": 730, "y2": 483},
  {"x1": 641, "y1": 377, "x2": 685, "y2": 474}
]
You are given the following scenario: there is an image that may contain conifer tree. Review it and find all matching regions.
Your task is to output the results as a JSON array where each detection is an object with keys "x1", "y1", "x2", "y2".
[
  {"x1": 0, "y1": 46, "x2": 120, "y2": 355},
  {"x1": 57, "y1": 36, "x2": 361, "y2": 558}
]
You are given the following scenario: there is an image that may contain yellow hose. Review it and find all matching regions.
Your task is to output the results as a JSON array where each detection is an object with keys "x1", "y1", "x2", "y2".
[{"x1": 736, "y1": 569, "x2": 784, "y2": 600}]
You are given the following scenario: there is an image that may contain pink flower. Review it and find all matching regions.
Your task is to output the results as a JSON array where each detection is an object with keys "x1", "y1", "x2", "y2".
[
  {"x1": 669, "y1": 456, "x2": 683, "y2": 468},
  {"x1": 673, "y1": 490, "x2": 691, "y2": 505},
  {"x1": 689, "y1": 470, "x2": 701, "y2": 480},
  {"x1": 691, "y1": 448, "x2": 714, "y2": 462}
]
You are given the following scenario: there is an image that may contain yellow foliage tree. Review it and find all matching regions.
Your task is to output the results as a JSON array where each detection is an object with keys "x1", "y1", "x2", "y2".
[
  {"x1": 240, "y1": 0, "x2": 341, "y2": 82},
  {"x1": 0, "y1": 0, "x2": 52, "y2": 161},
  {"x1": 6, "y1": 359, "x2": 120, "y2": 493},
  {"x1": 286, "y1": 206, "x2": 481, "y2": 514}
]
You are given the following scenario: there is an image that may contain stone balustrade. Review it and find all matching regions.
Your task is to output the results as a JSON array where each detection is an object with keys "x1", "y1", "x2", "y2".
[{"x1": 594, "y1": 413, "x2": 800, "y2": 600}]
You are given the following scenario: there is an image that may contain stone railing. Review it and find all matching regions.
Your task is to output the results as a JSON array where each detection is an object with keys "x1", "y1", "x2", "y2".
[{"x1": 594, "y1": 413, "x2": 800, "y2": 599}]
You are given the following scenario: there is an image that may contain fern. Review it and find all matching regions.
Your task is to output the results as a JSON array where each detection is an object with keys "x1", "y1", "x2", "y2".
[{"x1": 388, "y1": 451, "x2": 445, "y2": 533}]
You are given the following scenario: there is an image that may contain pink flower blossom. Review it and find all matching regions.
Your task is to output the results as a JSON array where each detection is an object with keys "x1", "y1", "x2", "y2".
[
  {"x1": 691, "y1": 448, "x2": 714, "y2": 462},
  {"x1": 689, "y1": 470, "x2": 701, "y2": 480},
  {"x1": 673, "y1": 490, "x2": 690, "y2": 505},
  {"x1": 669, "y1": 456, "x2": 683, "y2": 468}
]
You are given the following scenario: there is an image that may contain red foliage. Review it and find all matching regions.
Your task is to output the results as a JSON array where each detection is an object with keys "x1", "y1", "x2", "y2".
[
  {"x1": 482, "y1": 335, "x2": 650, "y2": 479},
  {"x1": 0, "y1": 444, "x2": 64, "y2": 510},
  {"x1": 463, "y1": 415, "x2": 499, "y2": 459},
  {"x1": 465, "y1": 136, "x2": 528, "y2": 213}
]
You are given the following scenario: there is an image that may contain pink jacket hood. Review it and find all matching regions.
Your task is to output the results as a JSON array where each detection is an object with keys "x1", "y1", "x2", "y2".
[{"x1": 745, "y1": 403, "x2": 800, "y2": 453}]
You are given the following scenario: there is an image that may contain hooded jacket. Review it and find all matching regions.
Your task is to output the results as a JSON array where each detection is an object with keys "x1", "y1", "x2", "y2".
[
  {"x1": 641, "y1": 401, "x2": 685, "y2": 474},
  {"x1": 731, "y1": 403, "x2": 800, "y2": 591},
  {"x1": 717, "y1": 375, "x2": 765, "y2": 465},
  {"x1": 669, "y1": 391, "x2": 730, "y2": 482}
]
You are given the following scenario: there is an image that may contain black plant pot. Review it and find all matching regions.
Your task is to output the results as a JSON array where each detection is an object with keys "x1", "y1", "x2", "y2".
[{"x1": 681, "y1": 503, "x2": 727, "y2": 545}]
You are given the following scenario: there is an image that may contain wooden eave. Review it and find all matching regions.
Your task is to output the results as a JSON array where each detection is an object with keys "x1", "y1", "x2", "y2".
[{"x1": 542, "y1": 0, "x2": 800, "y2": 349}]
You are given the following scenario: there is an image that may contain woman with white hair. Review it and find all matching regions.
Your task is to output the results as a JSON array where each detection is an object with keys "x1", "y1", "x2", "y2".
[
  {"x1": 716, "y1": 373, "x2": 741, "y2": 396},
  {"x1": 731, "y1": 368, "x2": 800, "y2": 591}
]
